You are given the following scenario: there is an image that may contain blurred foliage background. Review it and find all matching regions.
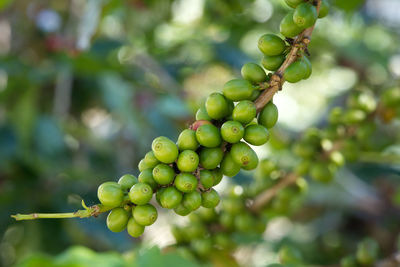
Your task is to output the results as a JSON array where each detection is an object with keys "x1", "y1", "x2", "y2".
[{"x1": 0, "y1": 0, "x2": 400, "y2": 266}]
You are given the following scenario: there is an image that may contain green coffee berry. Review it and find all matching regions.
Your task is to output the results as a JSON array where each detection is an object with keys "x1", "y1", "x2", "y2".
[
  {"x1": 160, "y1": 187, "x2": 183, "y2": 209},
  {"x1": 205, "y1": 92, "x2": 230, "y2": 120},
  {"x1": 191, "y1": 239, "x2": 213, "y2": 256},
  {"x1": 195, "y1": 124, "x2": 222, "y2": 148},
  {"x1": 258, "y1": 34, "x2": 286, "y2": 56},
  {"x1": 356, "y1": 238, "x2": 379, "y2": 266},
  {"x1": 177, "y1": 129, "x2": 199, "y2": 151},
  {"x1": 132, "y1": 204, "x2": 158, "y2": 226},
  {"x1": 244, "y1": 124, "x2": 270, "y2": 146},
  {"x1": 250, "y1": 89, "x2": 261, "y2": 101},
  {"x1": 261, "y1": 54, "x2": 286, "y2": 71},
  {"x1": 219, "y1": 212, "x2": 235, "y2": 229},
  {"x1": 152, "y1": 136, "x2": 179, "y2": 163},
  {"x1": 152, "y1": 163, "x2": 175, "y2": 185},
  {"x1": 258, "y1": 102, "x2": 278, "y2": 129},
  {"x1": 284, "y1": 0, "x2": 304, "y2": 8},
  {"x1": 222, "y1": 197, "x2": 244, "y2": 215},
  {"x1": 280, "y1": 11, "x2": 304, "y2": 38},
  {"x1": 234, "y1": 213, "x2": 254, "y2": 233},
  {"x1": 284, "y1": 60, "x2": 308, "y2": 83},
  {"x1": 310, "y1": 162, "x2": 334, "y2": 183},
  {"x1": 174, "y1": 203, "x2": 192, "y2": 216},
  {"x1": 220, "y1": 120, "x2": 244, "y2": 143},
  {"x1": 129, "y1": 182, "x2": 153, "y2": 205},
  {"x1": 293, "y1": 3, "x2": 317, "y2": 28},
  {"x1": 97, "y1": 182, "x2": 124, "y2": 208},
  {"x1": 318, "y1": 0, "x2": 330, "y2": 18},
  {"x1": 344, "y1": 109, "x2": 366, "y2": 124},
  {"x1": 199, "y1": 170, "x2": 214, "y2": 189},
  {"x1": 241, "y1": 63, "x2": 267, "y2": 83},
  {"x1": 199, "y1": 147, "x2": 224, "y2": 169},
  {"x1": 177, "y1": 150, "x2": 199, "y2": 172},
  {"x1": 138, "y1": 169, "x2": 158, "y2": 190},
  {"x1": 182, "y1": 191, "x2": 202, "y2": 211},
  {"x1": 174, "y1": 173, "x2": 198, "y2": 193},
  {"x1": 196, "y1": 106, "x2": 212, "y2": 121},
  {"x1": 144, "y1": 151, "x2": 159, "y2": 168},
  {"x1": 221, "y1": 152, "x2": 241, "y2": 177},
  {"x1": 106, "y1": 208, "x2": 129, "y2": 232},
  {"x1": 155, "y1": 187, "x2": 165, "y2": 206},
  {"x1": 232, "y1": 100, "x2": 257, "y2": 124},
  {"x1": 223, "y1": 79, "x2": 254, "y2": 101},
  {"x1": 302, "y1": 56, "x2": 312, "y2": 79},
  {"x1": 118, "y1": 174, "x2": 138, "y2": 191},
  {"x1": 340, "y1": 255, "x2": 358, "y2": 267},
  {"x1": 212, "y1": 168, "x2": 223, "y2": 185},
  {"x1": 138, "y1": 159, "x2": 151, "y2": 172},
  {"x1": 201, "y1": 189, "x2": 220, "y2": 208},
  {"x1": 127, "y1": 217, "x2": 145, "y2": 238},
  {"x1": 230, "y1": 142, "x2": 259, "y2": 170}
]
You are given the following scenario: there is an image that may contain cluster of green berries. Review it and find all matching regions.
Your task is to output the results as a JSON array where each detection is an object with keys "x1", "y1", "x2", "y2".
[
  {"x1": 340, "y1": 238, "x2": 379, "y2": 267},
  {"x1": 95, "y1": 0, "x2": 332, "y2": 239},
  {"x1": 293, "y1": 90, "x2": 381, "y2": 183},
  {"x1": 257, "y1": 0, "x2": 329, "y2": 83},
  {"x1": 170, "y1": 194, "x2": 267, "y2": 259}
]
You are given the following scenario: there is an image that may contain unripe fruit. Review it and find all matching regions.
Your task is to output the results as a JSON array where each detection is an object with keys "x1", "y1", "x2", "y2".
[
  {"x1": 155, "y1": 187, "x2": 165, "y2": 206},
  {"x1": 182, "y1": 191, "x2": 202, "y2": 211},
  {"x1": 293, "y1": 3, "x2": 317, "y2": 28},
  {"x1": 144, "y1": 151, "x2": 159, "y2": 168},
  {"x1": 106, "y1": 208, "x2": 129, "y2": 232},
  {"x1": 318, "y1": 0, "x2": 330, "y2": 18},
  {"x1": 262, "y1": 54, "x2": 286, "y2": 71},
  {"x1": 199, "y1": 170, "x2": 214, "y2": 189},
  {"x1": 138, "y1": 169, "x2": 157, "y2": 190},
  {"x1": 244, "y1": 124, "x2": 270, "y2": 146},
  {"x1": 199, "y1": 147, "x2": 224, "y2": 169},
  {"x1": 231, "y1": 142, "x2": 259, "y2": 170},
  {"x1": 258, "y1": 34, "x2": 286, "y2": 56},
  {"x1": 284, "y1": 0, "x2": 304, "y2": 8},
  {"x1": 222, "y1": 197, "x2": 244, "y2": 215},
  {"x1": 185, "y1": 222, "x2": 207, "y2": 238},
  {"x1": 344, "y1": 109, "x2": 366, "y2": 124},
  {"x1": 310, "y1": 162, "x2": 334, "y2": 183},
  {"x1": 175, "y1": 173, "x2": 198, "y2": 193},
  {"x1": 212, "y1": 168, "x2": 223, "y2": 185},
  {"x1": 214, "y1": 233, "x2": 234, "y2": 250},
  {"x1": 152, "y1": 136, "x2": 179, "y2": 163},
  {"x1": 232, "y1": 100, "x2": 257, "y2": 124},
  {"x1": 201, "y1": 189, "x2": 220, "y2": 208},
  {"x1": 220, "y1": 121, "x2": 244, "y2": 143},
  {"x1": 127, "y1": 218, "x2": 145, "y2": 238},
  {"x1": 223, "y1": 79, "x2": 254, "y2": 101},
  {"x1": 195, "y1": 124, "x2": 221, "y2": 148},
  {"x1": 284, "y1": 60, "x2": 308, "y2": 83},
  {"x1": 250, "y1": 89, "x2": 261, "y2": 101},
  {"x1": 219, "y1": 212, "x2": 235, "y2": 229},
  {"x1": 160, "y1": 187, "x2": 183, "y2": 209},
  {"x1": 302, "y1": 56, "x2": 312, "y2": 79},
  {"x1": 152, "y1": 164, "x2": 175, "y2": 185},
  {"x1": 205, "y1": 92, "x2": 230, "y2": 120},
  {"x1": 191, "y1": 239, "x2": 213, "y2": 256},
  {"x1": 177, "y1": 129, "x2": 199, "y2": 151},
  {"x1": 241, "y1": 63, "x2": 267, "y2": 83},
  {"x1": 221, "y1": 152, "x2": 241, "y2": 177},
  {"x1": 234, "y1": 213, "x2": 254, "y2": 233},
  {"x1": 174, "y1": 203, "x2": 191, "y2": 216},
  {"x1": 340, "y1": 255, "x2": 358, "y2": 267},
  {"x1": 356, "y1": 238, "x2": 379, "y2": 266},
  {"x1": 177, "y1": 150, "x2": 199, "y2": 172},
  {"x1": 138, "y1": 159, "x2": 151, "y2": 172},
  {"x1": 280, "y1": 11, "x2": 304, "y2": 38},
  {"x1": 97, "y1": 182, "x2": 124, "y2": 208},
  {"x1": 132, "y1": 204, "x2": 158, "y2": 226},
  {"x1": 195, "y1": 106, "x2": 212, "y2": 121},
  {"x1": 118, "y1": 174, "x2": 138, "y2": 191},
  {"x1": 129, "y1": 182, "x2": 153, "y2": 205},
  {"x1": 258, "y1": 102, "x2": 278, "y2": 129}
]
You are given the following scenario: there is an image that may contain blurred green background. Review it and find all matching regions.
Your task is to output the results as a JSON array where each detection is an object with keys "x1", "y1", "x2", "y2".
[{"x1": 1, "y1": 0, "x2": 400, "y2": 266}]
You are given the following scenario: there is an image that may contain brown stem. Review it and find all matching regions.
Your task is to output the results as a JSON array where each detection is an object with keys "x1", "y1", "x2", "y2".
[{"x1": 250, "y1": 173, "x2": 299, "y2": 212}]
